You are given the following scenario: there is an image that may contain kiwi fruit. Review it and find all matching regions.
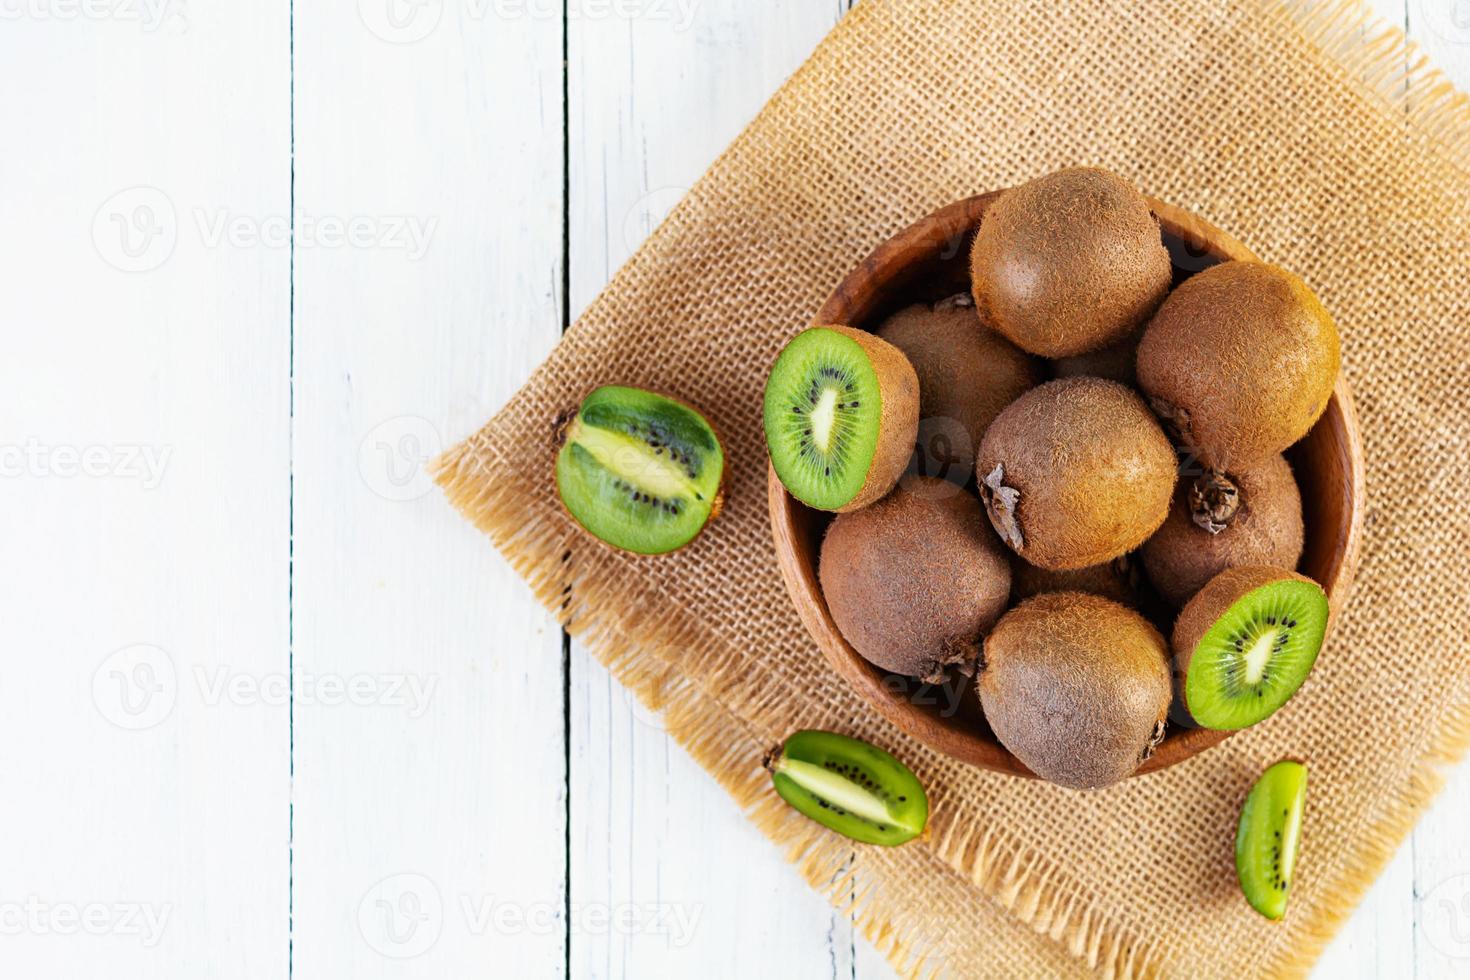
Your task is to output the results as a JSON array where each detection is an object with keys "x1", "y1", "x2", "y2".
[
  {"x1": 820, "y1": 477, "x2": 1010, "y2": 683},
  {"x1": 1236, "y1": 758, "x2": 1309, "y2": 920},
  {"x1": 1137, "y1": 261, "x2": 1341, "y2": 469},
  {"x1": 1174, "y1": 566, "x2": 1329, "y2": 730},
  {"x1": 976, "y1": 377, "x2": 1177, "y2": 571},
  {"x1": 875, "y1": 294, "x2": 1042, "y2": 485},
  {"x1": 764, "y1": 325, "x2": 919, "y2": 512},
  {"x1": 554, "y1": 385, "x2": 724, "y2": 554},
  {"x1": 970, "y1": 167, "x2": 1173, "y2": 358},
  {"x1": 1050, "y1": 327, "x2": 1142, "y2": 386},
  {"x1": 1011, "y1": 554, "x2": 1139, "y2": 606},
  {"x1": 766, "y1": 730, "x2": 928, "y2": 846},
  {"x1": 978, "y1": 592, "x2": 1172, "y2": 789},
  {"x1": 1142, "y1": 454, "x2": 1305, "y2": 606}
]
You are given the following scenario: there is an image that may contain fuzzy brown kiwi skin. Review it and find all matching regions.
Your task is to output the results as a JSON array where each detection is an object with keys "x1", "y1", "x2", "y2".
[
  {"x1": 1137, "y1": 261, "x2": 1341, "y2": 470},
  {"x1": 819, "y1": 477, "x2": 1011, "y2": 684},
  {"x1": 553, "y1": 389, "x2": 727, "y2": 554},
  {"x1": 812, "y1": 325, "x2": 920, "y2": 513},
  {"x1": 1142, "y1": 454, "x2": 1304, "y2": 606},
  {"x1": 876, "y1": 296, "x2": 1042, "y2": 485},
  {"x1": 970, "y1": 167, "x2": 1173, "y2": 358},
  {"x1": 1050, "y1": 327, "x2": 1142, "y2": 386},
  {"x1": 979, "y1": 592, "x2": 1171, "y2": 790},
  {"x1": 976, "y1": 377, "x2": 1177, "y2": 571},
  {"x1": 1010, "y1": 553, "x2": 1139, "y2": 606},
  {"x1": 1172, "y1": 566, "x2": 1324, "y2": 716}
]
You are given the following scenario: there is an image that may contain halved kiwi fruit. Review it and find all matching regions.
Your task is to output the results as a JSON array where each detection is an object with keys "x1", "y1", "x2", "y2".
[
  {"x1": 1137, "y1": 261, "x2": 1341, "y2": 469},
  {"x1": 1142, "y1": 454, "x2": 1305, "y2": 606},
  {"x1": 766, "y1": 730, "x2": 928, "y2": 846},
  {"x1": 555, "y1": 385, "x2": 724, "y2": 555},
  {"x1": 764, "y1": 325, "x2": 919, "y2": 512},
  {"x1": 875, "y1": 295, "x2": 1042, "y2": 486},
  {"x1": 970, "y1": 167, "x2": 1173, "y2": 358},
  {"x1": 979, "y1": 592, "x2": 1172, "y2": 789},
  {"x1": 1237, "y1": 758, "x2": 1308, "y2": 920},
  {"x1": 1174, "y1": 567, "x2": 1329, "y2": 730},
  {"x1": 820, "y1": 476, "x2": 1010, "y2": 683},
  {"x1": 976, "y1": 377, "x2": 1177, "y2": 570}
]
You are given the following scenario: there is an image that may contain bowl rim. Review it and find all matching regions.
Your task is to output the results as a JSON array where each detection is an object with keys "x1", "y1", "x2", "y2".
[{"x1": 767, "y1": 191, "x2": 1366, "y2": 778}]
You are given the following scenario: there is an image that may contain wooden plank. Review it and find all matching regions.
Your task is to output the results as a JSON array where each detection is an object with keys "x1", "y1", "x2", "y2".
[
  {"x1": 564, "y1": 2, "x2": 876, "y2": 976},
  {"x1": 290, "y1": 9, "x2": 567, "y2": 978},
  {"x1": 0, "y1": 7, "x2": 290, "y2": 979},
  {"x1": 1404, "y1": 7, "x2": 1470, "y2": 979}
]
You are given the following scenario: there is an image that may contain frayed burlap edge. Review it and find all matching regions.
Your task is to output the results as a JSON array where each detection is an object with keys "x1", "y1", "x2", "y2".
[
  {"x1": 437, "y1": 442, "x2": 1175, "y2": 978},
  {"x1": 436, "y1": 1, "x2": 1470, "y2": 976}
]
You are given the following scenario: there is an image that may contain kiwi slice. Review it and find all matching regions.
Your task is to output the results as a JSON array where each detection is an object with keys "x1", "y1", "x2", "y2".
[
  {"x1": 765, "y1": 730, "x2": 928, "y2": 846},
  {"x1": 1174, "y1": 567, "x2": 1328, "y2": 730},
  {"x1": 554, "y1": 385, "x2": 724, "y2": 555},
  {"x1": 1237, "y1": 759, "x2": 1308, "y2": 920},
  {"x1": 979, "y1": 592, "x2": 1172, "y2": 789},
  {"x1": 763, "y1": 325, "x2": 918, "y2": 512}
]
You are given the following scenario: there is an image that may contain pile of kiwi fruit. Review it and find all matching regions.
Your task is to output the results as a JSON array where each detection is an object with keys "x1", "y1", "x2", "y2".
[{"x1": 763, "y1": 166, "x2": 1343, "y2": 792}]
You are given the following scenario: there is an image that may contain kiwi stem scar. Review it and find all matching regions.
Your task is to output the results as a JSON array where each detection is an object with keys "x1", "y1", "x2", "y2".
[
  {"x1": 773, "y1": 756, "x2": 893, "y2": 825},
  {"x1": 565, "y1": 416, "x2": 700, "y2": 500},
  {"x1": 809, "y1": 387, "x2": 839, "y2": 454}
]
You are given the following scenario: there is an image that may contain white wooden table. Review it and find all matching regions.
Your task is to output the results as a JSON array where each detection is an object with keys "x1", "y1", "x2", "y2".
[{"x1": 5, "y1": 2, "x2": 1469, "y2": 976}]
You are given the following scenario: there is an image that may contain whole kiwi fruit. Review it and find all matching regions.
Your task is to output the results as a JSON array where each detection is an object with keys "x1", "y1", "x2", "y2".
[
  {"x1": 1137, "y1": 261, "x2": 1341, "y2": 469},
  {"x1": 970, "y1": 167, "x2": 1173, "y2": 358},
  {"x1": 1011, "y1": 554, "x2": 1139, "y2": 606},
  {"x1": 876, "y1": 295, "x2": 1042, "y2": 486},
  {"x1": 820, "y1": 477, "x2": 1011, "y2": 683},
  {"x1": 979, "y1": 592, "x2": 1172, "y2": 789},
  {"x1": 1051, "y1": 327, "x2": 1142, "y2": 386},
  {"x1": 976, "y1": 377, "x2": 1177, "y2": 571},
  {"x1": 1142, "y1": 453, "x2": 1305, "y2": 606}
]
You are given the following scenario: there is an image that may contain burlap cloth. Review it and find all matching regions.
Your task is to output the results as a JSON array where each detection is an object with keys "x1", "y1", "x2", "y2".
[{"x1": 436, "y1": 1, "x2": 1470, "y2": 975}]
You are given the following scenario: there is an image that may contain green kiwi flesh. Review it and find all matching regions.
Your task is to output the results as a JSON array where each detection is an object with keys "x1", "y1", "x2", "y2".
[
  {"x1": 1175, "y1": 567, "x2": 1328, "y2": 730},
  {"x1": 555, "y1": 385, "x2": 724, "y2": 555},
  {"x1": 764, "y1": 326, "x2": 918, "y2": 512},
  {"x1": 766, "y1": 730, "x2": 928, "y2": 846},
  {"x1": 979, "y1": 592, "x2": 1172, "y2": 789},
  {"x1": 1236, "y1": 758, "x2": 1308, "y2": 920}
]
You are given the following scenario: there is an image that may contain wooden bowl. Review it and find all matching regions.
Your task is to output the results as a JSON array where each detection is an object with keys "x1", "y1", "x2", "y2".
[{"x1": 768, "y1": 192, "x2": 1365, "y2": 779}]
